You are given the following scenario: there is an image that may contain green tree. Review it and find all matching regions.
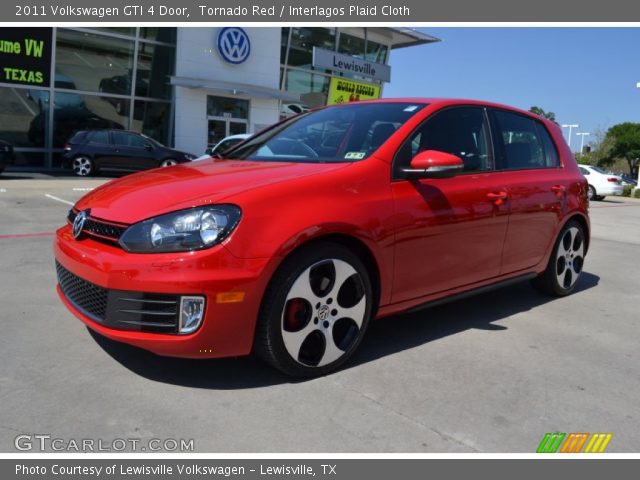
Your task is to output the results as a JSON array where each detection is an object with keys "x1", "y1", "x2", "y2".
[
  {"x1": 601, "y1": 122, "x2": 640, "y2": 176},
  {"x1": 529, "y1": 106, "x2": 557, "y2": 124}
]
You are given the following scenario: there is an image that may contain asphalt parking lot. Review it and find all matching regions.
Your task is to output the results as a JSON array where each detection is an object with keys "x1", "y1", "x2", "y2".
[{"x1": 1, "y1": 172, "x2": 639, "y2": 453}]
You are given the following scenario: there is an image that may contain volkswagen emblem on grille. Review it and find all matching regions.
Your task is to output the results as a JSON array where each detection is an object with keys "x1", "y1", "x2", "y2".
[
  {"x1": 72, "y1": 209, "x2": 90, "y2": 239},
  {"x1": 217, "y1": 27, "x2": 251, "y2": 64}
]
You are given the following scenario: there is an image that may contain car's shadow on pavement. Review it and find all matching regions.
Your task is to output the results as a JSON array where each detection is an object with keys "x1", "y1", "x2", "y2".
[{"x1": 89, "y1": 272, "x2": 600, "y2": 389}]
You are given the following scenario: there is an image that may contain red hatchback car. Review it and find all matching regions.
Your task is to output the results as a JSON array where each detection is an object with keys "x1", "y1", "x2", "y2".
[{"x1": 54, "y1": 99, "x2": 590, "y2": 376}]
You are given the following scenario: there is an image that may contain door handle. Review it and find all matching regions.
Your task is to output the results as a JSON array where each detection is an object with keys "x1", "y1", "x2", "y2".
[
  {"x1": 551, "y1": 185, "x2": 566, "y2": 197},
  {"x1": 486, "y1": 191, "x2": 508, "y2": 205}
]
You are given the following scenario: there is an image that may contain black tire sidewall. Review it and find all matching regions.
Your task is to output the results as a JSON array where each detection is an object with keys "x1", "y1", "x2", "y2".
[{"x1": 258, "y1": 242, "x2": 373, "y2": 377}]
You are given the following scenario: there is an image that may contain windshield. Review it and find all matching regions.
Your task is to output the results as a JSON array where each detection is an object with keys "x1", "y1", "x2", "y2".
[{"x1": 227, "y1": 102, "x2": 426, "y2": 163}]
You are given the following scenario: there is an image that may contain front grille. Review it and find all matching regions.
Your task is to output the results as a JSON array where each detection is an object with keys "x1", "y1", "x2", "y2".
[
  {"x1": 67, "y1": 210, "x2": 127, "y2": 242},
  {"x1": 56, "y1": 261, "x2": 181, "y2": 333},
  {"x1": 56, "y1": 261, "x2": 108, "y2": 320}
]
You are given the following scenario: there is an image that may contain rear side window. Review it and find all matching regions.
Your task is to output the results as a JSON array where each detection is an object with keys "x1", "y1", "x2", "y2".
[
  {"x1": 492, "y1": 110, "x2": 559, "y2": 170},
  {"x1": 68, "y1": 131, "x2": 87, "y2": 143},
  {"x1": 112, "y1": 132, "x2": 146, "y2": 148},
  {"x1": 86, "y1": 131, "x2": 110, "y2": 144}
]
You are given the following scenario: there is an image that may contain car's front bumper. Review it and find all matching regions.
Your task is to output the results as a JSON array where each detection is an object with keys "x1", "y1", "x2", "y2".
[{"x1": 54, "y1": 224, "x2": 273, "y2": 358}]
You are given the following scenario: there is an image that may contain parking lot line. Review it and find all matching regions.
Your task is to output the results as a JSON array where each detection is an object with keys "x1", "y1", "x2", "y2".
[
  {"x1": 44, "y1": 193, "x2": 74, "y2": 206},
  {"x1": 0, "y1": 232, "x2": 54, "y2": 240}
]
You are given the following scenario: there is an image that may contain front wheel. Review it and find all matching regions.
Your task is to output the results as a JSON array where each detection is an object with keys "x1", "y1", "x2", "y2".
[
  {"x1": 255, "y1": 242, "x2": 373, "y2": 377},
  {"x1": 532, "y1": 220, "x2": 586, "y2": 296}
]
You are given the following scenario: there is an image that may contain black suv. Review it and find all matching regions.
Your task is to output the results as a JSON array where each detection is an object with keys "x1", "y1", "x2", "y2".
[{"x1": 63, "y1": 130, "x2": 197, "y2": 176}]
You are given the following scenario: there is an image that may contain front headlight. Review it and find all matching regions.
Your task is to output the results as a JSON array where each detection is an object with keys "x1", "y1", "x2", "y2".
[{"x1": 119, "y1": 205, "x2": 241, "y2": 253}]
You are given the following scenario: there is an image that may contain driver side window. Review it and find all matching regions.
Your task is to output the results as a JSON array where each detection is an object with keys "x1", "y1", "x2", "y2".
[{"x1": 393, "y1": 106, "x2": 492, "y2": 179}]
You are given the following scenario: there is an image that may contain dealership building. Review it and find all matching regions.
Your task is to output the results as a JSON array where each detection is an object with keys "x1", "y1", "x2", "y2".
[{"x1": 0, "y1": 27, "x2": 438, "y2": 169}]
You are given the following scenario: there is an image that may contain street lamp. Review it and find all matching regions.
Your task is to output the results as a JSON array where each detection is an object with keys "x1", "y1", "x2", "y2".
[
  {"x1": 561, "y1": 124, "x2": 579, "y2": 151},
  {"x1": 575, "y1": 132, "x2": 590, "y2": 154}
]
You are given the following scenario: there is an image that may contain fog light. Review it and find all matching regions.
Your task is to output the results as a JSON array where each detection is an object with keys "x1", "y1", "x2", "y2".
[{"x1": 179, "y1": 296, "x2": 205, "y2": 334}]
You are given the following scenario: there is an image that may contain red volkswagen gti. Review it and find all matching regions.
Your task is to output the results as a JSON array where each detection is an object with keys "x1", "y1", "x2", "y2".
[{"x1": 54, "y1": 99, "x2": 590, "y2": 376}]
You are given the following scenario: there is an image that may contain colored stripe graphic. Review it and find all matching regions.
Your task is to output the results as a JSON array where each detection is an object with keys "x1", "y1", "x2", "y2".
[
  {"x1": 537, "y1": 432, "x2": 566, "y2": 453},
  {"x1": 560, "y1": 433, "x2": 589, "y2": 453},
  {"x1": 584, "y1": 433, "x2": 613, "y2": 453}
]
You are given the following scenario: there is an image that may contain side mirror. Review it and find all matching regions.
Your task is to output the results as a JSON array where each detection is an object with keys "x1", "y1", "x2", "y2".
[
  {"x1": 401, "y1": 150, "x2": 464, "y2": 179},
  {"x1": 144, "y1": 142, "x2": 154, "y2": 151}
]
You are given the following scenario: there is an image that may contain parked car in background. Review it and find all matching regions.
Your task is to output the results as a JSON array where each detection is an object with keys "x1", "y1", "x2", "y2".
[
  {"x1": 205, "y1": 133, "x2": 252, "y2": 156},
  {"x1": 0, "y1": 140, "x2": 15, "y2": 174},
  {"x1": 63, "y1": 129, "x2": 197, "y2": 176},
  {"x1": 28, "y1": 74, "x2": 83, "y2": 111},
  {"x1": 280, "y1": 103, "x2": 310, "y2": 118},
  {"x1": 578, "y1": 164, "x2": 624, "y2": 200},
  {"x1": 619, "y1": 172, "x2": 637, "y2": 186},
  {"x1": 28, "y1": 107, "x2": 124, "y2": 148},
  {"x1": 55, "y1": 98, "x2": 590, "y2": 377}
]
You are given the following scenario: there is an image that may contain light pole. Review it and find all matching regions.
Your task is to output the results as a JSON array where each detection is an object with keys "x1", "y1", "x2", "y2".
[
  {"x1": 561, "y1": 124, "x2": 579, "y2": 151},
  {"x1": 575, "y1": 132, "x2": 590, "y2": 154}
]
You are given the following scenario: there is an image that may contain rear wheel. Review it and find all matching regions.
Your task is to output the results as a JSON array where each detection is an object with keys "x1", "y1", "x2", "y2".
[
  {"x1": 587, "y1": 185, "x2": 597, "y2": 200},
  {"x1": 255, "y1": 242, "x2": 373, "y2": 377},
  {"x1": 532, "y1": 220, "x2": 586, "y2": 296},
  {"x1": 72, "y1": 156, "x2": 94, "y2": 177}
]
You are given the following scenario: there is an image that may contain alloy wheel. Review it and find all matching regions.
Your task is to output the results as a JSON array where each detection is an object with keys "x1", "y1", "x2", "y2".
[
  {"x1": 281, "y1": 258, "x2": 367, "y2": 368},
  {"x1": 72, "y1": 157, "x2": 93, "y2": 176},
  {"x1": 555, "y1": 226, "x2": 585, "y2": 290}
]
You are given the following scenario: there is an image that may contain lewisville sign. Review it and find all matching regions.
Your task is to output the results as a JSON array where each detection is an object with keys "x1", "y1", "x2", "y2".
[
  {"x1": 312, "y1": 47, "x2": 391, "y2": 83},
  {"x1": 0, "y1": 28, "x2": 52, "y2": 86}
]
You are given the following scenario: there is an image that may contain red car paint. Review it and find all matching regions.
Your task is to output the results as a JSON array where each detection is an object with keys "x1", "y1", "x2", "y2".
[{"x1": 54, "y1": 98, "x2": 590, "y2": 360}]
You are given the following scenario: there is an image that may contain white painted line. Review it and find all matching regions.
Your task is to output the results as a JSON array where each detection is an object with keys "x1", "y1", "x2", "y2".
[
  {"x1": 11, "y1": 87, "x2": 36, "y2": 116},
  {"x1": 72, "y1": 187, "x2": 94, "y2": 191},
  {"x1": 73, "y1": 51, "x2": 92, "y2": 67},
  {"x1": 44, "y1": 194, "x2": 74, "y2": 206}
]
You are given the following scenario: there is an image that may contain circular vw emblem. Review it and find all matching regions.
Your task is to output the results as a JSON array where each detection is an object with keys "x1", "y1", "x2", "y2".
[
  {"x1": 72, "y1": 209, "x2": 90, "y2": 239},
  {"x1": 217, "y1": 27, "x2": 251, "y2": 64},
  {"x1": 317, "y1": 305, "x2": 330, "y2": 322}
]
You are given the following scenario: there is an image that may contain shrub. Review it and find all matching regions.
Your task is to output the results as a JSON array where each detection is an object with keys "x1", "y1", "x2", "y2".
[
  {"x1": 634, "y1": 188, "x2": 640, "y2": 199},
  {"x1": 623, "y1": 185, "x2": 633, "y2": 197}
]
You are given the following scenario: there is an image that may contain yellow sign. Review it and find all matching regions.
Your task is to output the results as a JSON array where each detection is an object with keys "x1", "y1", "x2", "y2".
[{"x1": 327, "y1": 78, "x2": 381, "y2": 105}]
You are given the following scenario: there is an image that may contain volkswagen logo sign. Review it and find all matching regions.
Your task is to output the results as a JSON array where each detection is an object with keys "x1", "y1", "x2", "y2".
[
  {"x1": 72, "y1": 209, "x2": 90, "y2": 239},
  {"x1": 217, "y1": 27, "x2": 251, "y2": 64}
]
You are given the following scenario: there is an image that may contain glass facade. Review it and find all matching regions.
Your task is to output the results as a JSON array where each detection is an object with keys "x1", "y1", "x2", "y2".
[
  {"x1": 279, "y1": 27, "x2": 390, "y2": 115},
  {"x1": 0, "y1": 27, "x2": 176, "y2": 168}
]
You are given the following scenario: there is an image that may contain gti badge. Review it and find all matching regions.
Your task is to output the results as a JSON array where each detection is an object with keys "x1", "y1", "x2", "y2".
[
  {"x1": 217, "y1": 27, "x2": 251, "y2": 64},
  {"x1": 72, "y1": 209, "x2": 90, "y2": 239}
]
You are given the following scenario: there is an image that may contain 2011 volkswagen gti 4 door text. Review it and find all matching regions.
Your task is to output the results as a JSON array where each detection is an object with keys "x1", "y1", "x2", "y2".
[{"x1": 54, "y1": 98, "x2": 590, "y2": 376}]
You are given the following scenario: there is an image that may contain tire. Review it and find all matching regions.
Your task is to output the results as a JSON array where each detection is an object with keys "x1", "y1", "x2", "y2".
[
  {"x1": 532, "y1": 220, "x2": 586, "y2": 296},
  {"x1": 72, "y1": 156, "x2": 94, "y2": 177},
  {"x1": 255, "y1": 242, "x2": 373, "y2": 377},
  {"x1": 160, "y1": 159, "x2": 178, "y2": 167},
  {"x1": 587, "y1": 185, "x2": 596, "y2": 201},
  {"x1": 595, "y1": 195, "x2": 606, "y2": 201}
]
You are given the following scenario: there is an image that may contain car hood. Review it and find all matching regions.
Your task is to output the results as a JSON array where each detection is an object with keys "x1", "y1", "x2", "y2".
[{"x1": 74, "y1": 159, "x2": 350, "y2": 224}]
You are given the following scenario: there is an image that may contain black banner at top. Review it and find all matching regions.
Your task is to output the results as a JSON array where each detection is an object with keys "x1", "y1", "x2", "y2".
[
  {"x1": 0, "y1": 28, "x2": 52, "y2": 87},
  {"x1": 3, "y1": 0, "x2": 640, "y2": 22}
]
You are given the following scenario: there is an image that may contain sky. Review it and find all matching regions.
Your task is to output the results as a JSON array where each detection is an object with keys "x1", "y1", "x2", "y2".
[{"x1": 384, "y1": 27, "x2": 640, "y2": 150}]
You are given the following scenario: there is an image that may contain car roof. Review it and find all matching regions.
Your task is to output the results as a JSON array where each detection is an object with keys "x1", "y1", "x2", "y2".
[{"x1": 329, "y1": 97, "x2": 540, "y2": 119}]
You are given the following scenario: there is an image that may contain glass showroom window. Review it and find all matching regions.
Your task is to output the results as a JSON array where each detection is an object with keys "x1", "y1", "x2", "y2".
[
  {"x1": 207, "y1": 96, "x2": 249, "y2": 119},
  {"x1": 0, "y1": 87, "x2": 49, "y2": 149},
  {"x1": 133, "y1": 101, "x2": 171, "y2": 144},
  {"x1": 284, "y1": 70, "x2": 330, "y2": 107},
  {"x1": 366, "y1": 40, "x2": 388, "y2": 63},
  {"x1": 136, "y1": 42, "x2": 175, "y2": 100},
  {"x1": 338, "y1": 32, "x2": 366, "y2": 59},
  {"x1": 287, "y1": 27, "x2": 336, "y2": 69},
  {"x1": 139, "y1": 27, "x2": 177, "y2": 44},
  {"x1": 55, "y1": 29, "x2": 134, "y2": 94}
]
